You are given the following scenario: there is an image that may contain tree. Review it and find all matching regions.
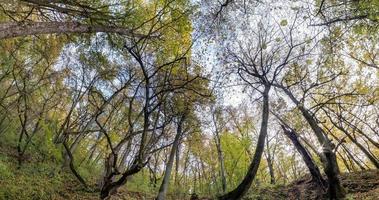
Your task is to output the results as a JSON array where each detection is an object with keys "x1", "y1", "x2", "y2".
[
  {"x1": 219, "y1": 16, "x2": 305, "y2": 199},
  {"x1": 0, "y1": 1, "x2": 149, "y2": 39},
  {"x1": 273, "y1": 112, "x2": 326, "y2": 189},
  {"x1": 211, "y1": 106, "x2": 228, "y2": 193}
]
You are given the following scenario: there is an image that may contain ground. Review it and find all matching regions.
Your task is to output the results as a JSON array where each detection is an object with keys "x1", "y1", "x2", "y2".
[
  {"x1": 252, "y1": 170, "x2": 379, "y2": 200},
  {"x1": 1, "y1": 143, "x2": 378, "y2": 200}
]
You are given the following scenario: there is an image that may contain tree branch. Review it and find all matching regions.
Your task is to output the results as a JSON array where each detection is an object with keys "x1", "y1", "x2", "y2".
[{"x1": 0, "y1": 21, "x2": 149, "y2": 39}]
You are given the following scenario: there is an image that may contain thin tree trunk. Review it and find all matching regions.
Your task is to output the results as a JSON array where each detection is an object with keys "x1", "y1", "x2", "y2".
[
  {"x1": 341, "y1": 144, "x2": 366, "y2": 171},
  {"x1": 277, "y1": 160, "x2": 288, "y2": 184},
  {"x1": 265, "y1": 136, "x2": 275, "y2": 184},
  {"x1": 339, "y1": 115, "x2": 379, "y2": 149},
  {"x1": 63, "y1": 133, "x2": 84, "y2": 168},
  {"x1": 331, "y1": 121, "x2": 379, "y2": 169},
  {"x1": 278, "y1": 86, "x2": 345, "y2": 199},
  {"x1": 266, "y1": 156, "x2": 275, "y2": 184},
  {"x1": 327, "y1": 130, "x2": 366, "y2": 171},
  {"x1": 281, "y1": 125, "x2": 326, "y2": 189},
  {"x1": 337, "y1": 151, "x2": 352, "y2": 172},
  {"x1": 62, "y1": 140, "x2": 88, "y2": 188},
  {"x1": 212, "y1": 108, "x2": 228, "y2": 193},
  {"x1": 156, "y1": 114, "x2": 186, "y2": 200},
  {"x1": 175, "y1": 144, "x2": 180, "y2": 185},
  {"x1": 214, "y1": 127, "x2": 227, "y2": 193},
  {"x1": 119, "y1": 139, "x2": 133, "y2": 171}
]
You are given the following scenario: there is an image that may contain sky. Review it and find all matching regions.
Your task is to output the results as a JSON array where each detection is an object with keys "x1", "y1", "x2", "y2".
[
  {"x1": 189, "y1": 0, "x2": 379, "y2": 156},
  {"x1": 191, "y1": 0, "x2": 324, "y2": 107}
]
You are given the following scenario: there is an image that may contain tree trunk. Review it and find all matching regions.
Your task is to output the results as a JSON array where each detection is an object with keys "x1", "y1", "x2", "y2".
[
  {"x1": 337, "y1": 151, "x2": 352, "y2": 172},
  {"x1": 281, "y1": 125, "x2": 326, "y2": 189},
  {"x1": 278, "y1": 86, "x2": 345, "y2": 199},
  {"x1": 342, "y1": 144, "x2": 367, "y2": 170},
  {"x1": 214, "y1": 127, "x2": 227, "y2": 193},
  {"x1": 212, "y1": 108, "x2": 228, "y2": 193},
  {"x1": 156, "y1": 114, "x2": 186, "y2": 200},
  {"x1": 100, "y1": 161, "x2": 144, "y2": 199},
  {"x1": 62, "y1": 140, "x2": 88, "y2": 188},
  {"x1": 218, "y1": 86, "x2": 270, "y2": 200},
  {"x1": 100, "y1": 136, "x2": 146, "y2": 199},
  {"x1": 339, "y1": 115, "x2": 379, "y2": 149},
  {"x1": 175, "y1": 144, "x2": 180, "y2": 185},
  {"x1": 63, "y1": 133, "x2": 84, "y2": 169},
  {"x1": 118, "y1": 139, "x2": 133, "y2": 171},
  {"x1": 327, "y1": 131, "x2": 367, "y2": 171},
  {"x1": 265, "y1": 136, "x2": 276, "y2": 184},
  {"x1": 267, "y1": 156, "x2": 275, "y2": 184},
  {"x1": 328, "y1": 119, "x2": 379, "y2": 169}
]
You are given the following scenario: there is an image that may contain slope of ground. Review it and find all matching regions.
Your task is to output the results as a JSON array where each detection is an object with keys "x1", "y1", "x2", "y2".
[
  {"x1": 252, "y1": 170, "x2": 379, "y2": 200},
  {"x1": 0, "y1": 144, "x2": 99, "y2": 200},
  {"x1": 1, "y1": 142, "x2": 378, "y2": 200}
]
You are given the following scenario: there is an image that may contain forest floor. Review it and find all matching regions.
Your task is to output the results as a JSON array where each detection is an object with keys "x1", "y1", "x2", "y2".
[
  {"x1": 106, "y1": 170, "x2": 379, "y2": 200},
  {"x1": 1, "y1": 143, "x2": 378, "y2": 200},
  {"x1": 253, "y1": 170, "x2": 379, "y2": 200}
]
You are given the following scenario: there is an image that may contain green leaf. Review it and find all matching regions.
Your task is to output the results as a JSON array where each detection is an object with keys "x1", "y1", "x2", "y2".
[{"x1": 280, "y1": 19, "x2": 288, "y2": 26}]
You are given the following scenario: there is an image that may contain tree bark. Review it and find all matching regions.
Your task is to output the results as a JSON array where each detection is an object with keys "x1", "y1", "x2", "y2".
[
  {"x1": 100, "y1": 161, "x2": 144, "y2": 199},
  {"x1": 281, "y1": 125, "x2": 326, "y2": 189},
  {"x1": 337, "y1": 151, "x2": 352, "y2": 172},
  {"x1": 265, "y1": 136, "x2": 276, "y2": 184},
  {"x1": 327, "y1": 130, "x2": 367, "y2": 171},
  {"x1": 62, "y1": 140, "x2": 88, "y2": 188},
  {"x1": 218, "y1": 86, "x2": 270, "y2": 200},
  {"x1": 212, "y1": 111, "x2": 227, "y2": 193},
  {"x1": 175, "y1": 144, "x2": 180, "y2": 185},
  {"x1": 328, "y1": 118, "x2": 379, "y2": 169},
  {"x1": 216, "y1": 134, "x2": 228, "y2": 193},
  {"x1": 277, "y1": 86, "x2": 345, "y2": 199},
  {"x1": 156, "y1": 114, "x2": 186, "y2": 200},
  {"x1": 342, "y1": 144, "x2": 367, "y2": 170},
  {"x1": 62, "y1": 133, "x2": 84, "y2": 169}
]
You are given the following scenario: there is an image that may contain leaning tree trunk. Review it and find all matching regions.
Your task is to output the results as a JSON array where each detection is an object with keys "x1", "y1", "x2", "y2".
[
  {"x1": 328, "y1": 119, "x2": 379, "y2": 169},
  {"x1": 219, "y1": 86, "x2": 270, "y2": 200},
  {"x1": 156, "y1": 114, "x2": 186, "y2": 200},
  {"x1": 341, "y1": 144, "x2": 366, "y2": 170},
  {"x1": 62, "y1": 133, "x2": 84, "y2": 169},
  {"x1": 100, "y1": 133, "x2": 147, "y2": 199},
  {"x1": 280, "y1": 87, "x2": 345, "y2": 199},
  {"x1": 62, "y1": 140, "x2": 88, "y2": 188},
  {"x1": 100, "y1": 161, "x2": 144, "y2": 199},
  {"x1": 281, "y1": 125, "x2": 326, "y2": 189}
]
